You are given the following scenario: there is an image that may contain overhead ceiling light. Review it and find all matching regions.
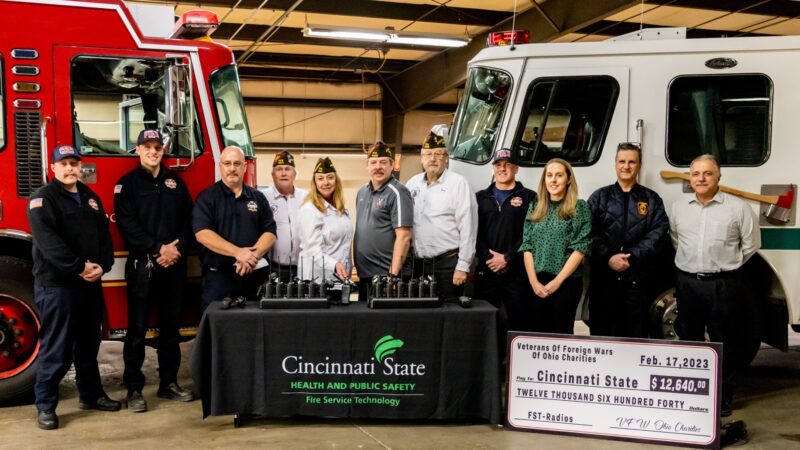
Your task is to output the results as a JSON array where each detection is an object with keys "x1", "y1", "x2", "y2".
[
  {"x1": 303, "y1": 26, "x2": 389, "y2": 42},
  {"x1": 303, "y1": 25, "x2": 470, "y2": 48}
]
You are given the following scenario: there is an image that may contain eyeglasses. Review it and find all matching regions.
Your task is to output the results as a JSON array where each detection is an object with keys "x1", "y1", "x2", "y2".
[
  {"x1": 421, "y1": 150, "x2": 447, "y2": 159},
  {"x1": 221, "y1": 161, "x2": 244, "y2": 168}
]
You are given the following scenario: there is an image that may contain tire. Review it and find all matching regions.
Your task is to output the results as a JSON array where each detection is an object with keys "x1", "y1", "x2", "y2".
[
  {"x1": 0, "y1": 256, "x2": 39, "y2": 403},
  {"x1": 649, "y1": 288, "x2": 679, "y2": 340}
]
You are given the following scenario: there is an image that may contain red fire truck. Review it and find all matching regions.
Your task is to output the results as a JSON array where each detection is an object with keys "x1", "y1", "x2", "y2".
[{"x1": 0, "y1": 0, "x2": 256, "y2": 401}]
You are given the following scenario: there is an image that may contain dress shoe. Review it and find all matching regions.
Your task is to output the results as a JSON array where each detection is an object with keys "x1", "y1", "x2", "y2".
[
  {"x1": 79, "y1": 395, "x2": 122, "y2": 412},
  {"x1": 37, "y1": 410, "x2": 58, "y2": 430},
  {"x1": 157, "y1": 383, "x2": 194, "y2": 402},
  {"x1": 127, "y1": 390, "x2": 148, "y2": 413},
  {"x1": 721, "y1": 399, "x2": 733, "y2": 417}
]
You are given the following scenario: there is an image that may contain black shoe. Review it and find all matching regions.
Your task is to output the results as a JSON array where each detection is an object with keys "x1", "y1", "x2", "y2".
[
  {"x1": 79, "y1": 395, "x2": 122, "y2": 412},
  {"x1": 37, "y1": 410, "x2": 58, "y2": 430},
  {"x1": 157, "y1": 383, "x2": 194, "y2": 402},
  {"x1": 721, "y1": 420, "x2": 748, "y2": 446},
  {"x1": 721, "y1": 399, "x2": 733, "y2": 417},
  {"x1": 126, "y1": 390, "x2": 148, "y2": 413}
]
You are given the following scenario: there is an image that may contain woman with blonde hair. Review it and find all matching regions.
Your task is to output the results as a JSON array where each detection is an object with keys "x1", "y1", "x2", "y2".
[
  {"x1": 519, "y1": 158, "x2": 591, "y2": 334},
  {"x1": 298, "y1": 157, "x2": 352, "y2": 282}
]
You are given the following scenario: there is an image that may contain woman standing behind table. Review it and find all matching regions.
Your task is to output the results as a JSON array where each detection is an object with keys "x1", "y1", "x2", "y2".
[
  {"x1": 298, "y1": 157, "x2": 353, "y2": 283},
  {"x1": 519, "y1": 158, "x2": 591, "y2": 334}
]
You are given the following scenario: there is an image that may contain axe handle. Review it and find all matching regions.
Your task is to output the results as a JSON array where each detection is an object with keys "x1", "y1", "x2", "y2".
[{"x1": 660, "y1": 170, "x2": 779, "y2": 205}]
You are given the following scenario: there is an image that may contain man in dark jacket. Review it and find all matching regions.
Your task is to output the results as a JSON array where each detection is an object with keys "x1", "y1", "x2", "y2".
[
  {"x1": 28, "y1": 145, "x2": 120, "y2": 430},
  {"x1": 475, "y1": 148, "x2": 537, "y2": 344},
  {"x1": 588, "y1": 142, "x2": 669, "y2": 338},
  {"x1": 115, "y1": 130, "x2": 195, "y2": 413}
]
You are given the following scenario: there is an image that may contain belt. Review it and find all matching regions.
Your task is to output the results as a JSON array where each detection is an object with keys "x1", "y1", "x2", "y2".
[
  {"x1": 678, "y1": 269, "x2": 737, "y2": 280},
  {"x1": 418, "y1": 249, "x2": 459, "y2": 261}
]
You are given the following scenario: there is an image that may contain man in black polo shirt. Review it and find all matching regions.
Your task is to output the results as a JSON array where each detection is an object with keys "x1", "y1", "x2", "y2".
[
  {"x1": 353, "y1": 141, "x2": 413, "y2": 302},
  {"x1": 194, "y1": 146, "x2": 277, "y2": 310},
  {"x1": 28, "y1": 145, "x2": 120, "y2": 430},
  {"x1": 114, "y1": 129, "x2": 195, "y2": 413}
]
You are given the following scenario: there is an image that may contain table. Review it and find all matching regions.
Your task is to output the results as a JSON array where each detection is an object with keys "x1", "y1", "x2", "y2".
[{"x1": 189, "y1": 301, "x2": 500, "y2": 424}]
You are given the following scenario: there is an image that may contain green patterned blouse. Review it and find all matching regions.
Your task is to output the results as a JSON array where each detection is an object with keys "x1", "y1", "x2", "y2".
[{"x1": 518, "y1": 199, "x2": 592, "y2": 277}]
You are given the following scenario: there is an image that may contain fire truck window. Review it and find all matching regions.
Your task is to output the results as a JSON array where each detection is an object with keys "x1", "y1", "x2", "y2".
[
  {"x1": 71, "y1": 56, "x2": 203, "y2": 157},
  {"x1": 210, "y1": 65, "x2": 255, "y2": 157},
  {"x1": 667, "y1": 74, "x2": 771, "y2": 166},
  {"x1": 450, "y1": 67, "x2": 512, "y2": 164},
  {"x1": 513, "y1": 76, "x2": 618, "y2": 167}
]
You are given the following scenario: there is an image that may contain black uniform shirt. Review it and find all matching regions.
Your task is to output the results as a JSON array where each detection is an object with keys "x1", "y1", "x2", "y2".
[
  {"x1": 114, "y1": 165, "x2": 194, "y2": 257},
  {"x1": 192, "y1": 181, "x2": 277, "y2": 270},
  {"x1": 475, "y1": 181, "x2": 536, "y2": 275},
  {"x1": 27, "y1": 179, "x2": 114, "y2": 286}
]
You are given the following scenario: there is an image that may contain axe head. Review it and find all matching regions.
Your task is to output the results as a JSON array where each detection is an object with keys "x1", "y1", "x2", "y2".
[{"x1": 765, "y1": 187, "x2": 794, "y2": 223}]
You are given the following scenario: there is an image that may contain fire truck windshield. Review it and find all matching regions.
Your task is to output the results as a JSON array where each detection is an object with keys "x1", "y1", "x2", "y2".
[
  {"x1": 210, "y1": 65, "x2": 254, "y2": 157},
  {"x1": 449, "y1": 67, "x2": 512, "y2": 164}
]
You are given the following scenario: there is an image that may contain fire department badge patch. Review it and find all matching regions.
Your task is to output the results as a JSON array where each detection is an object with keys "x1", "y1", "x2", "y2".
[
  {"x1": 247, "y1": 200, "x2": 258, "y2": 212},
  {"x1": 638, "y1": 201, "x2": 648, "y2": 216},
  {"x1": 375, "y1": 197, "x2": 385, "y2": 209},
  {"x1": 164, "y1": 179, "x2": 177, "y2": 189},
  {"x1": 270, "y1": 203, "x2": 278, "y2": 213},
  {"x1": 88, "y1": 198, "x2": 99, "y2": 211},
  {"x1": 510, "y1": 196, "x2": 523, "y2": 207}
]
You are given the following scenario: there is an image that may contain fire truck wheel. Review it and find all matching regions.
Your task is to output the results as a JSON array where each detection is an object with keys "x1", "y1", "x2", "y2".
[
  {"x1": 649, "y1": 288, "x2": 679, "y2": 340},
  {"x1": 0, "y1": 256, "x2": 39, "y2": 403}
]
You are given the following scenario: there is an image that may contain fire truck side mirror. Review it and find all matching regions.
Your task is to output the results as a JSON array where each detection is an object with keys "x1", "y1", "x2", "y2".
[{"x1": 165, "y1": 64, "x2": 190, "y2": 128}]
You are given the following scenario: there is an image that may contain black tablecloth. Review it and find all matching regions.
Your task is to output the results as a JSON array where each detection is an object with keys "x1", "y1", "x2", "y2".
[{"x1": 189, "y1": 301, "x2": 500, "y2": 423}]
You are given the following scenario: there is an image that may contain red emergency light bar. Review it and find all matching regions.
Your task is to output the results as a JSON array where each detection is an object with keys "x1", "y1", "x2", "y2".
[
  {"x1": 171, "y1": 9, "x2": 219, "y2": 40},
  {"x1": 487, "y1": 30, "x2": 530, "y2": 47}
]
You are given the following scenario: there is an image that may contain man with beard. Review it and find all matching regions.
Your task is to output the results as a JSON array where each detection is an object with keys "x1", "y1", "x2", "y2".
[{"x1": 406, "y1": 126, "x2": 477, "y2": 300}]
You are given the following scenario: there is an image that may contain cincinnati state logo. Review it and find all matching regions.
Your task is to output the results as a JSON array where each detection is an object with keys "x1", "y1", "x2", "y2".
[
  {"x1": 374, "y1": 335, "x2": 404, "y2": 363},
  {"x1": 637, "y1": 201, "x2": 648, "y2": 216}
]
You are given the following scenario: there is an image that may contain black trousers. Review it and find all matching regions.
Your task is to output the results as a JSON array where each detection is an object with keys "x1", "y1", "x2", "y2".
[
  {"x1": 529, "y1": 273, "x2": 583, "y2": 334},
  {"x1": 589, "y1": 269, "x2": 650, "y2": 338},
  {"x1": 414, "y1": 251, "x2": 462, "y2": 301},
  {"x1": 123, "y1": 256, "x2": 185, "y2": 392},
  {"x1": 34, "y1": 282, "x2": 104, "y2": 412},
  {"x1": 474, "y1": 269, "x2": 532, "y2": 363},
  {"x1": 675, "y1": 270, "x2": 750, "y2": 403},
  {"x1": 200, "y1": 267, "x2": 268, "y2": 310}
]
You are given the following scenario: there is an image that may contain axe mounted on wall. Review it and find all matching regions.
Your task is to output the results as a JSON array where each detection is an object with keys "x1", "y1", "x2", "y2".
[{"x1": 660, "y1": 170, "x2": 794, "y2": 223}]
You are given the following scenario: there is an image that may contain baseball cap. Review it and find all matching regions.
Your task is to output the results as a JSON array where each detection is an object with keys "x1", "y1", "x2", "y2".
[
  {"x1": 136, "y1": 129, "x2": 164, "y2": 145},
  {"x1": 51, "y1": 145, "x2": 81, "y2": 162},
  {"x1": 492, "y1": 148, "x2": 515, "y2": 164}
]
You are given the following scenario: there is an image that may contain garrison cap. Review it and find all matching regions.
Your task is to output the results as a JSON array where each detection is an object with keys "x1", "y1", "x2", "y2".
[
  {"x1": 273, "y1": 150, "x2": 295, "y2": 167},
  {"x1": 314, "y1": 157, "x2": 336, "y2": 174},
  {"x1": 368, "y1": 141, "x2": 394, "y2": 160}
]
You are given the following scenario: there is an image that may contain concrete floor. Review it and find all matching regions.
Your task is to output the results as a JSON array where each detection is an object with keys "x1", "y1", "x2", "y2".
[{"x1": 2, "y1": 327, "x2": 799, "y2": 449}]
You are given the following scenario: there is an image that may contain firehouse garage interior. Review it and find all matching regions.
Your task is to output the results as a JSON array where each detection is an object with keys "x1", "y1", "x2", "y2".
[{"x1": 2, "y1": 0, "x2": 800, "y2": 448}]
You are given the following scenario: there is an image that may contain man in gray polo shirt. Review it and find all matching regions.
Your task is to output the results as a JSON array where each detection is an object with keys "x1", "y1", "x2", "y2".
[{"x1": 354, "y1": 141, "x2": 413, "y2": 302}]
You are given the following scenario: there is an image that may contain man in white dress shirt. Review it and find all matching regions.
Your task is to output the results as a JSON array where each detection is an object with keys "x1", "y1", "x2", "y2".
[
  {"x1": 259, "y1": 151, "x2": 308, "y2": 282},
  {"x1": 670, "y1": 154, "x2": 760, "y2": 417},
  {"x1": 406, "y1": 125, "x2": 478, "y2": 300}
]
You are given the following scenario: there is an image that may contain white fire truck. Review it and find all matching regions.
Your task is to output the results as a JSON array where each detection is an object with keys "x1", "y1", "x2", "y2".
[
  {"x1": 0, "y1": 0, "x2": 256, "y2": 401},
  {"x1": 449, "y1": 29, "x2": 800, "y2": 358}
]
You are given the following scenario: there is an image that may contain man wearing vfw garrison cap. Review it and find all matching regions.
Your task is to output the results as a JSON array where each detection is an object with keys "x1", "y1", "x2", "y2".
[
  {"x1": 353, "y1": 141, "x2": 413, "y2": 301},
  {"x1": 258, "y1": 150, "x2": 307, "y2": 282},
  {"x1": 114, "y1": 129, "x2": 195, "y2": 412},
  {"x1": 28, "y1": 145, "x2": 119, "y2": 430},
  {"x1": 406, "y1": 125, "x2": 478, "y2": 300}
]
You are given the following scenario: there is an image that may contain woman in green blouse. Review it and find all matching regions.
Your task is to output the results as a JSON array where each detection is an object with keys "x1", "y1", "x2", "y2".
[{"x1": 519, "y1": 158, "x2": 591, "y2": 334}]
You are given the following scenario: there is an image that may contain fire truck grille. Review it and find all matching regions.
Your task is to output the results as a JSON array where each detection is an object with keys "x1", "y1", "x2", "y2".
[{"x1": 15, "y1": 111, "x2": 44, "y2": 198}]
